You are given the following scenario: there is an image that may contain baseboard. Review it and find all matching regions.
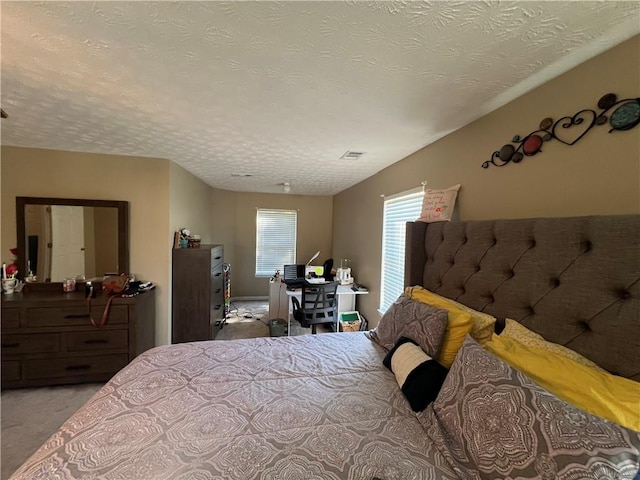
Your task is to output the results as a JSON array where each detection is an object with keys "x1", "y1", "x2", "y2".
[{"x1": 230, "y1": 296, "x2": 268, "y2": 302}]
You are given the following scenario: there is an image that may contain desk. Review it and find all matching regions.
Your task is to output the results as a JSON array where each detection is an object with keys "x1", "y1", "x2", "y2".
[{"x1": 268, "y1": 280, "x2": 368, "y2": 333}]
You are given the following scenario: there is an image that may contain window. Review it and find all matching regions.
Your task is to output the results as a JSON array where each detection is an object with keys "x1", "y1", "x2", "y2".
[
  {"x1": 379, "y1": 187, "x2": 424, "y2": 313},
  {"x1": 255, "y1": 209, "x2": 297, "y2": 277}
]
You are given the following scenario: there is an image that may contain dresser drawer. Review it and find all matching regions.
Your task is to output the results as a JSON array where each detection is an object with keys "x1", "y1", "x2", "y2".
[
  {"x1": 2, "y1": 308, "x2": 20, "y2": 329},
  {"x1": 211, "y1": 245, "x2": 224, "y2": 268},
  {"x1": 1, "y1": 333, "x2": 60, "y2": 355},
  {"x1": 65, "y1": 330, "x2": 128, "y2": 352},
  {"x1": 211, "y1": 269, "x2": 224, "y2": 298},
  {"x1": 2, "y1": 361, "x2": 21, "y2": 382},
  {"x1": 25, "y1": 354, "x2": 129, "y2": 380},
  {"x1": 27, "y1": 305, "x2": 128, "y2": 327}
]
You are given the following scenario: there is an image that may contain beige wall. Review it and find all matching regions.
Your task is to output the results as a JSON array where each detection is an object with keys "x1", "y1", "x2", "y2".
[
  {"x1": 0, "y1": 147, "x2": 172, "y2": 345},
  {"x1": 169, "y1": 162, "x2": 214, "y2": 244},
  {"x1": 333, "y1": 35, "x2": 640, "y2": 326},
  {"x1": 211, "y1": 191, "x2": 334, "y2": 298}
]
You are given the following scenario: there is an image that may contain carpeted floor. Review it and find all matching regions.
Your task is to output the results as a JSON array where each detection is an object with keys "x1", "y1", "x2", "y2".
[
  {"x1": 217, "y1": 299, "x2": 334, "y2": 339},
  {"x1": 1, "y1": 300, "x2": 332, "y2": 478},
  {"x1": 1, "y1": 382, "x2": 103, "y2": 479}
]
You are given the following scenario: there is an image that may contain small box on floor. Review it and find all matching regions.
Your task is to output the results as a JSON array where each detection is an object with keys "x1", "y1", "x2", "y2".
[
  {"x1": 269, "y1": 318, "x2": 288, "y2": 337},
  {"x1": 339, "y1": 311, "x2": 362, "y2": 332}
]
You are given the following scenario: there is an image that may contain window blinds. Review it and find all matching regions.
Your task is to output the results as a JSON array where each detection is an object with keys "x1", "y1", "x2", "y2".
[
  {"x1": 379, "y1": 189, "x2": 424, "y2": 313},
  {"x1": 255, "y1": 209, "x2": 297, "y2": 277}
]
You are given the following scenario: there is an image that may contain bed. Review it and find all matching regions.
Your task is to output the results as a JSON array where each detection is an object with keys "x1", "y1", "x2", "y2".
[{"x1": 10, "y1": 215, "x2": 640, "y2": 480}]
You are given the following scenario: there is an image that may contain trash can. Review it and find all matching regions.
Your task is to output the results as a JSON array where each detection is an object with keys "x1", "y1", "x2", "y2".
[{"x1": 269, "y1": 318, "x2": 288, "y2": 337}]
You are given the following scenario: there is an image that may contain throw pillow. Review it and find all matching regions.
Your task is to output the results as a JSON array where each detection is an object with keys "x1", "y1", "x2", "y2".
[
  {"x1": 383, "y1": 337, "x2": 449, "y2": 412},
  {"x1": 501, "y1": 318, "x2": 604, "y2": 370},
  {"x1": 406, "y1": 286, "x2": 496, "y2": 345},
  {"x1": 485, "y1": 333, "x2": 640, "y2": 431},
  {"x1": 404, "y1": 286, "x2": 473, "y2": 368},
  {"x1": 420, "y1": 337, "x2": 640, "y2": 479},
  {"x1": 416, "y1": 184, "x2": 461, "y2": 223},
  {"x1": 367, "y1": 294, "x2": 448, "y2": 359}
]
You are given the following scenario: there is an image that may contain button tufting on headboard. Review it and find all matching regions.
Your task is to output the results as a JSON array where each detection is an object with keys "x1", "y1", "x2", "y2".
[
  {"x1": 404, "y1": 215, "x2": 640, "y2": 381},
  {"x1": 579, "y1": 320, "x2": 591, "y2": 331},
  {"x1": 619, "y1": 290, "x2": 631, "y2": 300}
]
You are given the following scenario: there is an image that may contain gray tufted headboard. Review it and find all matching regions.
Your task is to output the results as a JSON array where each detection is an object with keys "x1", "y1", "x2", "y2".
[{"x1": 404, "y1": 215, "x2": 640, "y2": 381}]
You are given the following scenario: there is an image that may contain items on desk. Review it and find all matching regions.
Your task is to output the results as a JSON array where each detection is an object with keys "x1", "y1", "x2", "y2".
[
  {"x1": 336, "y1": 267, "x2": 353, "y2": 285},
  {"x1": 336, "y1": 258, "x2": 354, "y2": 285},
  {"x1": 351, "y1": 283, "x2": 368, "y2": 292},
  {"x1": 306, "y1": 277, "x2": 327, "y2": 284}
]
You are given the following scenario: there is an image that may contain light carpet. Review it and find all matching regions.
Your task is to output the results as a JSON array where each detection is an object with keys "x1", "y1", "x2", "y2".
[{"x1": 1, "y1": 383, "x2": 103, "y2": 479}]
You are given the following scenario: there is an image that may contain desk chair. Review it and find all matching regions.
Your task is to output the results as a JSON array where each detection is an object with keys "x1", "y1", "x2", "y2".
[
  {"x1": 291, "y1": 281, "x2": 339, "y2": 334},
  {"x1": 322, "y1": 258, "x2": 334, "y2": 281}
]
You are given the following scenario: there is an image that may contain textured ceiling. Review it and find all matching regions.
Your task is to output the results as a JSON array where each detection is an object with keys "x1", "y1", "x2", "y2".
[{"x1": 1, "y1": 1, "x2": 639, "y2": 196}]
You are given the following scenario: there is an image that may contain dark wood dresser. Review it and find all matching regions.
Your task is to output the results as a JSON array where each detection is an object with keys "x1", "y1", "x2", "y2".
[
  {"x1": 172, "y1": 244, "x2": 225, "y2": 343},
  {"x1": 1, "y1": 289, "x2": 155, "y2": 389}
]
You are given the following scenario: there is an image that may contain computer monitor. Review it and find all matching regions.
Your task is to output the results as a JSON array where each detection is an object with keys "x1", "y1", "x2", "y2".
[
  {"x1": 284, "y1": 252, "x2": 322, "y2": 285},
  {"x1": 283, "y1": 264, "x2": 305, "y2": 285}
]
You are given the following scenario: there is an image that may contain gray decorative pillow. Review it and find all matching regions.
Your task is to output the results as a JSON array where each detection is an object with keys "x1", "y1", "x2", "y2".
[
  {"x1": 419, "y1": 337, "x2": 640, "y2": 479},
  {"x1": 367, "y1": 294, "x2": 448, "y2": 358}
]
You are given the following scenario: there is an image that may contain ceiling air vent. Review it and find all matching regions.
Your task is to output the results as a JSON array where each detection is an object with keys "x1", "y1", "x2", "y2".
[
  {"x1": 230, "y1": 173, "x2": 252, "y2": 177},
  {"x1": 340, "y1": 151, "x2": 365, "y2": 160}
]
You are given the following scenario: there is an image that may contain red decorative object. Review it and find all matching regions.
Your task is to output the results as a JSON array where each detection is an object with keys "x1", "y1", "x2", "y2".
[{"x1": 523, "y1": 135, "x2": 543, "y2": 155}]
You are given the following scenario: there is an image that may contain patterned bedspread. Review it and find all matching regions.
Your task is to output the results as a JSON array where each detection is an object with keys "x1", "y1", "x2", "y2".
[{"x1": 10, "y1": 333, "x2": 459, "y2": 480}]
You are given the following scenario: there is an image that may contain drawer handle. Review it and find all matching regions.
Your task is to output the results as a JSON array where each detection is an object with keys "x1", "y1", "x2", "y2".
[
  {"x1": 65, "y1": 364, "x2": 91, "y2": 371},
  {"x1": 214, "y1": 305, "x2": 221, "y2": 310},
  {"x1": 83, "y1": 339, "x2": 109, "y2": 345},
  {"x1": 214, "y1": 272, "x2": 222, "y2": 277},
  {"x1": 215, "y1": 288, "x2": 222, "y2": 293},
  {"x1": 214, "y1": 320, "x2": 222, "y2": 326},
  {"x1": 64, "y1": 314, "x2": 90, "y2": 319},
  {"x1": 1, "y1": 342, "x2": 20, "y2": 348},
  {"x1": 214, "y1": 256, "x2": 222, "y2": 260}
]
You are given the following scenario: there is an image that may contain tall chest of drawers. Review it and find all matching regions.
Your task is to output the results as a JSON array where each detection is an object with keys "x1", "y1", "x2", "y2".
[
  {"x1": 1, "y1": 289, "x2": 155, "y2": 389},
  {"x1": 172, "y1": 244, "x2": 225, "y2": 343}
]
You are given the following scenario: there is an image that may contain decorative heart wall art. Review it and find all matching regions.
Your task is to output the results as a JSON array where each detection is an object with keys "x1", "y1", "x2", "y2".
[{"x1": 482, "y1": 93, "x2": 640, "y2": 169}]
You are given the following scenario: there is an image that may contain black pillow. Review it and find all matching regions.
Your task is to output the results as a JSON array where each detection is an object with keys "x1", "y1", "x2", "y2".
[{"x1": 383, "y1": 337, "x2": 448, "y2": 412}]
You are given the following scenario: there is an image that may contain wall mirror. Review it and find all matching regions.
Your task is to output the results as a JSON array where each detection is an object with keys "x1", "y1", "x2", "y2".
[{"x1": 16, "y1": 197, "x2": 129, "y2": 283}]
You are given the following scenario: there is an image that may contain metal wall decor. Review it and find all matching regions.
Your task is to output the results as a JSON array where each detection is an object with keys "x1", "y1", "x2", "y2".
[{"x1": 482, "y1": 93, "x2": 640, "y2": 169}]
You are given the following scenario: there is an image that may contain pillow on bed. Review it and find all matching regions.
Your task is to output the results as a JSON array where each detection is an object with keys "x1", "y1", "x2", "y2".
[
  {"x1": 416, "y1": 184, "x2": 461, "y2": 223},
  {"x1": 383, "y1": 337, "x2": 449, "y2": 412},
  {"x1": 421, "y1": 337, "x2": 640, "y2": 479},
  {"x1": 404, "y1": 287, "x2": 473, "y2": 368},
  {"x1": 406, "y1": 286, "x2": 496, "y2": 345},
  {"x1": 485, "y1": 333, "x2": 640, "y2": 431},
  {"x1": 501, "y1": 318, "x2": 604, "y2": 370},
  {"x1": 367, "y1": 294, "x2": 448, "y2": 358}
]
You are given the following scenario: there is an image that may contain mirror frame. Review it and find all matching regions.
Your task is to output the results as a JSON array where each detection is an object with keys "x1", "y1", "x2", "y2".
[{"x1": 16, "y1": 197, "x2": 129, "y2": 283}]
